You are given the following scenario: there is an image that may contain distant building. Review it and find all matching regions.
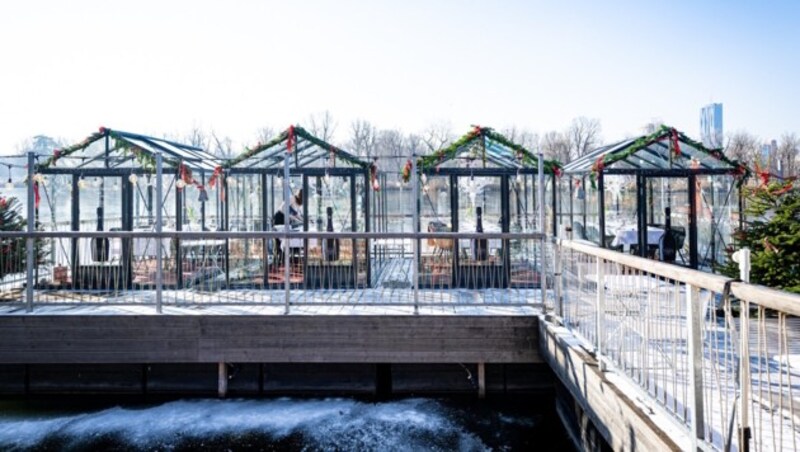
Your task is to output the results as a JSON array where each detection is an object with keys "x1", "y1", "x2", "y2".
[
  {"x1": 760, "y1": 139, "x2": 780, "y2": 176},
  {"x1": 700, "y1": 103, "x2": 723, "y2": 149}
]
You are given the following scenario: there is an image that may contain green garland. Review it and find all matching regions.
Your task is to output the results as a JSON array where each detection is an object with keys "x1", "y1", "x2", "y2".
[
  {"x1": 587, "y1": 124, "x2": 750, "y2": 188},
  {"x1": 39, "y1": 128, "x2": 107, "y2": 169},
  {"x1": 416, "y1": 126, "x2": 562, "y2": 177},
  {"x1": 38, "y1": 127, "x2": 175, "y2": 174},
  {"x1": 225, "y1": 126, "x2": 369, "y2": 169}
]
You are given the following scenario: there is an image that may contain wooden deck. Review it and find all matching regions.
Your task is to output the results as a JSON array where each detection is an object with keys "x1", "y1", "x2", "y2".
[{"x1": 0, "y1": 315, "x2": 541, "y2": 364}]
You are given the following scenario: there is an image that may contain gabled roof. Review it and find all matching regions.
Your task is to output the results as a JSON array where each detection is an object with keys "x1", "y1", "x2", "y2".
[
  {"x1": 226, "y1": 125, "x2": 368, "y2": 170},
  {"x1": 563, "y1": 125, "x2": 745, "y2": 175},
  {"x1": 38, "y1": 127, "x2": 220, "y2": 172},
  {"x1": 419, "y1": 126, "x2": 561, "y2": 174}
]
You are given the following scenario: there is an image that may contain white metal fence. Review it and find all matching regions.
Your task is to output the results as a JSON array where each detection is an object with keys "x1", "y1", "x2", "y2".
[{"x1": 553, "y1": 238, "x2": 800, "y2": 451}]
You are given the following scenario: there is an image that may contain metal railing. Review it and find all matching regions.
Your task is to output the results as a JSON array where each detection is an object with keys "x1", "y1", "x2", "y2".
[
  {"x1": 553, "y1": 237, "x2": 800, "y2": 451},
  {"x1": 0, "y1": 229, "x2": 552, "y2": 314}
]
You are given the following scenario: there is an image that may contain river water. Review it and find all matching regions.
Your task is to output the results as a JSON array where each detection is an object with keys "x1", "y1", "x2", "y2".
[{"x1": 0, "y1": 396, "x2": 569, "y2": 451}]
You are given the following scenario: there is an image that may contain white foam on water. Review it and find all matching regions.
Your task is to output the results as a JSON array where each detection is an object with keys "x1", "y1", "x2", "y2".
[{"x1": 0, "y1": 398, "x2": 495, "y2": 451}]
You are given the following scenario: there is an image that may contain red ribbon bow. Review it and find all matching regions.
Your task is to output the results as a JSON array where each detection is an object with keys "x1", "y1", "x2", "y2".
[
  {"x1": 287, "y1": 125, "x2": 296, "y2": 154},
  {"x1": 208, "y1": 165, "x2": 223, "y2": 188},
  {"x1": 670, "y1": 128, "x2": 681, "y2": 157}
]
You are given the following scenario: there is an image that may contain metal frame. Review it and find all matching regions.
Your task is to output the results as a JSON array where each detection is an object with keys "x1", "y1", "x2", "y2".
[
  {"x1": 226, "y1": 127, "x2": 372, "y2": 290},
  {"x1": 561, "y1": 129, "x2": 743, "y2": 269}
]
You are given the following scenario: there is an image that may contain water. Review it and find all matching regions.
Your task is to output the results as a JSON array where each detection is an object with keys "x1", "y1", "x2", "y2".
[{"x1": 0, "y1": 396, "x2": 567, "y2": 451}]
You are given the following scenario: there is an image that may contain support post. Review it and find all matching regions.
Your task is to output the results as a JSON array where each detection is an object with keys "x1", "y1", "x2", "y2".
[
  {"x1": 477, "y1": 362, "x2": 486, "y2": 399},
  {"x1": 538, "y1": 153, "x2": 546, "y2": 306},
  {"x1": 25, "y1": 152, "x2": 35, "y2": 312},
  {"x1": 595, "y1": 255, "x2": 605, "y2": 371},
  {"x1": 687, "y1": 284, "x2": 705, "y2": 449},
  {"x1": 283, "y1": 151, "x2": 291, "y2": 314},
  {"x1": 555, "y1": 239, "x2": 563, "y2": 318},
  {"x1": 733, "y1": 247, "x2": 751, "y2": 450},
  {"x1": 218, "y1": 362, "x2": 228, "y2": 398},
  {"x1": 155, "y1": 154, "x2": 163, "y2": 313},
  {"x1": 412, "y1": 155, "x2": 419, "y2": 315}
]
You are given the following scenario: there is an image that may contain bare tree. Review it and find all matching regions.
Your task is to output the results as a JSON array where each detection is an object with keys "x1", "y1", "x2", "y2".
[
  {"x1": 540, "y1": 131, "x2": 572, "y2": 163},
  {"x1": 725, "y1": 131, "x2": 760, "y2": 168},
  {"x1": 184, "y1": 126, "x2": 209, "y2": 150},
  {"x1": 307, "y1": 110, "x2": 338, "y2": 143},
  {"x1": 405, "y1": 133, "x2": 423, "y2": 157},
  {"x1": 420, "y1": 121, "x2": 454, "y2": 153},
  {"x1": 502, "y1": 126, "x2": 539, "y2": 151},
  {"x1": 211, "y1": 132, "x2": 236, "y2": 160},
  {"x1": 776, "y1": 133, "x2": 800, "y2": 177},
  {"x1": 254, "y1": 126, "x2": 276, "y2": 145},
  {"x1": 567, "y1": 117, "x2": 602, "y2": 160},
  {"x1": 348, "y1": 119, "x2": 377, "y2": 158}
]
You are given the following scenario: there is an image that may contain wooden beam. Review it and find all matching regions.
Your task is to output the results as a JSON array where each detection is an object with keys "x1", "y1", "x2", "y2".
[
  {"x1": 539, "y1": 319, "x2": 683, "y2": 451},
  {"x1": 0, "y1": 316, "x2": 541, "y2": 364}
]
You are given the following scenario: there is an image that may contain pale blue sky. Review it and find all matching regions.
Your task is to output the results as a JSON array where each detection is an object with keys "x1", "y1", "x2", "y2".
[{"x1": 0, "y1": 0, "x2": 797, "y2": 154}]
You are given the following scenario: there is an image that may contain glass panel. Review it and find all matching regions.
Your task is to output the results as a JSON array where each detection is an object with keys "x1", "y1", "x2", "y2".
[
  {"x1": 457, "y1": 175, "x2": 504, "y2": 288},
  {"x1": 697, "y1": 174, "x2": 737, "y2": 268},
  {"x1": 227, "y1": 173, "x2": 265, "y2": 287},
  {"x1": 37, "y1": 174, "x2": 73, "y2": 287},
  {"x1": 418, "y1": 174, "x2": 452, "y2": 288},
  {"x1": 75, "y1": 176, "x2": 126, "y2": 290},
  {"x1": 583, "y1": 181, "x2": 600, "y2": 245},
  {"x1": 649, "y1": 177, "x2": 690, "y2": 265}
]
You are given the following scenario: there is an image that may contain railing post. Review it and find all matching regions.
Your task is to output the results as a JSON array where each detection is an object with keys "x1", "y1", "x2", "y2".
[
  {"x1": 555, "y1": 239, "x2": 563, "y2": 318},
  {"x1": 25, "y1": 151, "x2": 35, "y2": 312},
  {"x1": 411, "y1": 155, "x2": 419, "y2": 315},
  {"x1": 595, "y1": 255, "x2": 605, "y2": 370},
  {"x1": 687, "y1": 283, "x2": 706, "y2": 449},
  {"x1": 283, "y1": 151, "x2": 291, "y2": 315},
  {"x1": 733, "y1": 247, "x2": 751, "y2": 450},
  {"x1": 538, "y1": 153, "x2": 546, "y2": 306},
  {"x1": 155, "y1": 153, "x2": 163, "y2": 314}
]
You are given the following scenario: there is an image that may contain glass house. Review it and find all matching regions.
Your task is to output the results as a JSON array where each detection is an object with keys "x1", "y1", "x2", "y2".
[
  {"x1": 224, "y1": 126, "x2": 372, "y2": 289},
  {"x1": 33, "y1": 127, "x2": 223, "y2": 290},
  {"x1": 414, "y1": 126, "x2": 562, "y2": 289},
  {"x1": 560, "y1": 125, "x2": 748, "y2": 269}
]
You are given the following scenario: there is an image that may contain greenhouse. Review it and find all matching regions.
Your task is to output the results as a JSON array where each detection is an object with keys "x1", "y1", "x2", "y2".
[
  {"x1": 413, "y1": 126, "x2": 562, "y2": 289},
  {"x1": 224, "y1": 126, "x2": 373, "y2": 289},
  {"x1": 31, "y1": 127, "x2": 224, "y2": 290},
  {"x1": 559, "y1": 125, "x2": 748, "y2": 269}
]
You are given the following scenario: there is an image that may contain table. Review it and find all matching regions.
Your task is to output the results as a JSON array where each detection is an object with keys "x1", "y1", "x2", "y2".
[{"x1": 610, "y1": 226, "x2": 664, "y2": 252}]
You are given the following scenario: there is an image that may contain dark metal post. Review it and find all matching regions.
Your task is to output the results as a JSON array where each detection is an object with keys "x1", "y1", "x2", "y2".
[
  {"x1": 262, "y1": 172, "x2": 268, "y2": 287},
  {"x1": 175, "y1": 171, "x2": 183, "y2": 289},
  {"x1": 500, "y1": 175, "x2": 510, "y2": 288},
  {"x1": 450, "y1": 173, "x2": 459, "y2": 287},
  {"x1": 70, "y1": 174, "x2": 80, "y2": 291},
  {"x1": 597, "y1": 171, "x2": 606, "y2": 248},
  {"x1": 637, "y1": 175, "x2": 648, "y2": 258},
  {"x1": 364, "y1": 170, "x2": 371, "y2": 288},
  {"x1": 688, "y1": 174, "x2": 698, "y2": 269},
  {"x1": 122, "y1": 175, "x2": 133, "y2": 289}
]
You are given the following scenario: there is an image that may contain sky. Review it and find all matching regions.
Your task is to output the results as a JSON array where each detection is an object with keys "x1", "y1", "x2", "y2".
[{"x1": 0, "y1": 0, "x2": 798, "y2": 155}]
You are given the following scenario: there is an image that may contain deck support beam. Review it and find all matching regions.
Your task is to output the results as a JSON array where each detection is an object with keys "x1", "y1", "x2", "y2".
[
  {"x1": 477, "y1": 362, "x2": 486, "y2": 399},
  {"x1": 218, "y1": 362, "x2": 228, "y2": 398}
]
